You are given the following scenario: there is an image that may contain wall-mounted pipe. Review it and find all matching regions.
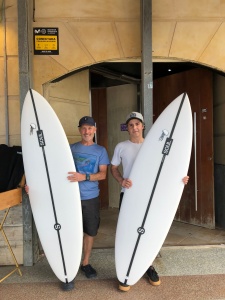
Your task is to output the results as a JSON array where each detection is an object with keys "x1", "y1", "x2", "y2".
[{"x1": 3, "y1": 0, "x2": 9, "y2": 145}]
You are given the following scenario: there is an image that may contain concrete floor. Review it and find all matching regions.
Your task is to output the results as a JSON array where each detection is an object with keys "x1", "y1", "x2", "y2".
[
  {"x1": 95, "y1": 208, "x2": 225, "y2": 248},
  {"x1": 2, "y1": 246, "x2": 225, "y2": 299},
  {"x1": 1, "y1": 208, "x2": 225, "y2": 299}
]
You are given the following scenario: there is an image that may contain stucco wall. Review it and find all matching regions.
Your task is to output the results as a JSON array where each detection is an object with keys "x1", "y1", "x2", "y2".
[
  {"x1": 32, "y1": 0, "x2": 141, "y2": 92},
  {"x1": 2, "y1": 1, "x2": 225, "y2": 146},
  {"x1": 0, "y1": 0, "x2": 20, "y2": 146},
  {"x1": 107, "y1": 84, "x2": 137, "y2": 208},
  {"x1": 43, "y1": 70, "x2": 90, "y2": 144}
]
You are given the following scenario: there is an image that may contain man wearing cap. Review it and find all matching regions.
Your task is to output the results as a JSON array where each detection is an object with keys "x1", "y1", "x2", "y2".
[
  {"x1": 68, "y1": 116, "x2": 110, "y2": 280},
  {"x1": 111, "y1": 112, "x2": 189, "y2": 291}
]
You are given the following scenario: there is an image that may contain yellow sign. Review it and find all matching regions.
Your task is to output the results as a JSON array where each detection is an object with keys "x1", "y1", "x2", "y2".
[
  {"x1": 35, "y1": 36, "x2": 58, "y2": 51},
  {"x1": 33, "y1": 28, "x2": 59, "y2": 55}
]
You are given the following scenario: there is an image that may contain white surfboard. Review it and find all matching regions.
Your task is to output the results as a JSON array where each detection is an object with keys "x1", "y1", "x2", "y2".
[
  {"x1": 21, "y1": 89, "x2": 83, "y2": 283},
  {"x1": 115, "y1": 93, "x2": 192, "y2": 286}
]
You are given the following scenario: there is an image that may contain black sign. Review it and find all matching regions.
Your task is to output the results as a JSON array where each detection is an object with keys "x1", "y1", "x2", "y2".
[
  {"x1": 37, "y1": 130, "x2": 46, "y2": 147},
  {"x1": 162, "y1": 137, "x2": 173, "y2": 156},
  {"x1": 33, "y1": 28, "x2": 59, "y2": 55}
]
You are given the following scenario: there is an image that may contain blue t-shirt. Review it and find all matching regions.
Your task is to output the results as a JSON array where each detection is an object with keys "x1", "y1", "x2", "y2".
[{"x1": 70, "y1": 142, "x2": 110, "y2": 200}]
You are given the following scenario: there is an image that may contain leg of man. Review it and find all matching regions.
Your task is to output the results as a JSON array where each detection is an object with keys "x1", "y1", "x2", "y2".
[
  {"x1": 82, "y1": 233, "x2": 94, "y2": 266},
  {"x1": 81, "y1": 234, "x2": 97, "y2": 278}
]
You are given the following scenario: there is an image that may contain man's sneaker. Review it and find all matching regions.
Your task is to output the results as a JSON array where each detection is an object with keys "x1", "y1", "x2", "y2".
[
  {"x1": 146, "y1": 266, "x2": 161, "y2": 286},
  {"x1": 61, "y1": 280, "x2": 74, "y2": 291},
  {"x1": 81, "y1": 264, "x2": 97, "y2": 278},
  {"x1": 118, "y1": 281, "x2": 130, "y2": 292}
]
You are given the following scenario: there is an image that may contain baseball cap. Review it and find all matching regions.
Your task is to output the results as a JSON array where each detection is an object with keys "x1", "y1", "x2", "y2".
[
  {"x1": 126, "y1": 112, "x2": 144, "y2": 124},
  {"x1": 78, "y1": 116, "x2": 96, "y2": 127}
]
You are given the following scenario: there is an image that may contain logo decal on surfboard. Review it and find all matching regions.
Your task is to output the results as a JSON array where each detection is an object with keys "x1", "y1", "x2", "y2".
[
  {"x1": 54, "y1": 223, "x2": 62, "y2": 231},
  {"x1": 30, "y1": 123, "x2": 36, "y2": 135},
  {"x1": 159, "y1": 129, "x2": 169, "y2": 141},
  {"x1": 37, "y1": 130, "x2": 46, "y2": 147},
  {"x1": 162, "y1": 137, "x2": 173, "y2": 155},
  {"x1": 137, "y1": 227, "x2": 145, "y2": 234}
]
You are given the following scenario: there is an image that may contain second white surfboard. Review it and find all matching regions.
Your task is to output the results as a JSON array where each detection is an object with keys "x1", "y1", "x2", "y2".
[{"x1": 115, "y1": 93, "x2": 193, "y2": 286}]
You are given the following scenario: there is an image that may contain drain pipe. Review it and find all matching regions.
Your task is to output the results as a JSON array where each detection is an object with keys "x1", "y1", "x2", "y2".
[
  {"x1": 2, "y1": 0, "x2": 9, "y2": 145},
  {"x1": 18, "y1": 0, "x2": 35, "y2": 267},
  {"x1": 141, "y1": 0, "x2": 153, "y2": 136}
]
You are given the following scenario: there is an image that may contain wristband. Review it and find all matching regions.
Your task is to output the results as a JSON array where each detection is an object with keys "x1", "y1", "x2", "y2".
[{"x1": 86, "y1": 174, "x2": 90, "y2": 181}]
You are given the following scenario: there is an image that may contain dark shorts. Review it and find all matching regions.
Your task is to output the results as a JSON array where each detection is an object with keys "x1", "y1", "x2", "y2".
[{"x1": 81, "y1": 197, "x2": 100, "y2": 237}]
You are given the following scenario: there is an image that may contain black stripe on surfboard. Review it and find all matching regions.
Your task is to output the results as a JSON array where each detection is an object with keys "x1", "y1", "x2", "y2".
[
  {"x1": 123, "y1": 93, "x2": 187, "y2": 285},
  {"x1": 29, "y1": 89, "x2": 69, "y2": 283}
]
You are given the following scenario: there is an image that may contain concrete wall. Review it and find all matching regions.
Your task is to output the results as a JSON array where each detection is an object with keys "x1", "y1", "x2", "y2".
[
  {"x1": 3, "y1": 0, "x2": 225, "y2": 146},
  {"x1": 107, "y1": 84, "x2": 137, "y2": 208},
  {"x1": 32, "y1": 0, "x2": 141, "y2": 93},
  {"x1": 0, "y1": 204, "x2": 23, "y2": 265},
  {"x1": 43, "y1": 70, "x2": 90, "y2": 144},
  {"x1": 0, "y1": 0, "x2": 20, "y2": 146}
]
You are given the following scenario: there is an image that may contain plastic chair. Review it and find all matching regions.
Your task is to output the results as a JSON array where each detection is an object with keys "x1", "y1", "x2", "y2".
[{"x1": 0, "y1": 176, "x2": 24, "y2": 283}]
